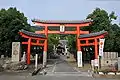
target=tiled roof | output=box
[32,19,92,24]
[19,29,46,38]
[31,26,44,30]
[79,30,107,38]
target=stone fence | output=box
[100,52,119,71]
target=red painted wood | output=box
[19,32,46,64]
[79,35,105,40]
[80,43,95,46]
[27,38,31,64]
[95,39,98,59]
[78,33,107,59]
[44,26,48,51]
[35,30,89,34]
[80,30,89,34]
[19,32,46,40]
[77,26,81,51]
[34,22,91,27]
[22,42,28,44]
[22,42,44,46]
[20,20,108,64]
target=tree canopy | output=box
[82,8,120,52]
[0,7,30,56]
[0,7,120,57]
[48,34,60,53]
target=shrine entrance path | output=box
[43,55,91,77]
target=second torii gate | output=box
[19,29,46,65]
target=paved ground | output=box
[43,56,92,77]
[0,55,119,80]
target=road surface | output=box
[0,55,118,80]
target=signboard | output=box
[60,25,65,32]
[77,51,82,67]
[99,39,105,57]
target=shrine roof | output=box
[79,30,107,38]
[19,29,46,38]
[32,19,92,24]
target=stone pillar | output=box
[12,42,21,62]
[1,55,4,59]
[64,45,67,55]
[53,45,56,54]
[118,57,120,71]
[35,54,38,70]
[21,52,26,62]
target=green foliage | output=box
[48,34,60,53]
[0,7,30,56]
[82,8,120,52]
[66,35,76,53]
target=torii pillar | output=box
[77,26,82,67]
[43,26,48,67]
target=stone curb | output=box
[98,72,120,75]
[93,74,120,79]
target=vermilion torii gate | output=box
[78,31,108,59]
[32,19,108,67]
[19,29,47,65]
[19,19,107,67]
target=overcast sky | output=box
[0,0,120,25]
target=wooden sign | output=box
[60,25,65,32]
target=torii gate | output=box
[19,19,107,67]
[19,29,46,65]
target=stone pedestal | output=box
[43,51,47,67]
[12,42,21,62]
[77,51,82,67]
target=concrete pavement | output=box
[43,56,92,77]
[0,55,119,80]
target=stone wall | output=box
[100,52,118,70]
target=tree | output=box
[66,35,76,52]
[0,7,30,56]
[82,8,120,52]
[48,34,60,53]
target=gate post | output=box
[95,38,98,59]
[77,26,82,67]
[43,26,48,67]
[27,38,31,64]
